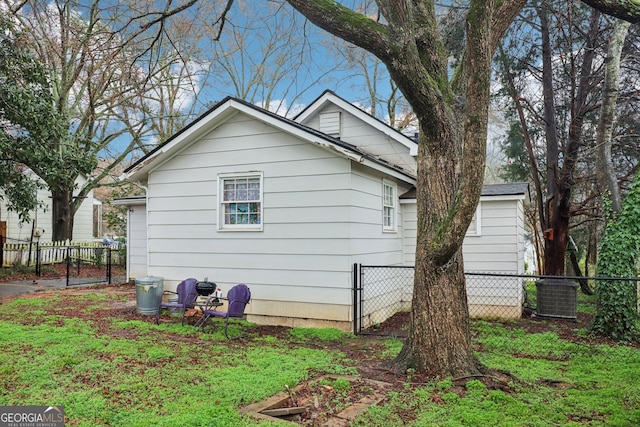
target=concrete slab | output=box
[0,277,126,304]
[0,281,50,304]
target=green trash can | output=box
[135,276,164,315]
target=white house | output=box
[120,91,529,330]
[0,172,99,244]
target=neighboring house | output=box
[0,172,99,243]
[119,90,529,330]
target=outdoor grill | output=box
[195,281,216,296]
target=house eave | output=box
[111,195,147,206]
[121,96,415,185]
[399,182,529,202]
[122,101,242,182]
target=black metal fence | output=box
[352,264,413,335]
[36,245,120,287]
[2,239,126,287]
[353,263,640,336]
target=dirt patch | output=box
[0,263,126,283]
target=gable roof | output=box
[122,96,416,184]
[295,90,418,156]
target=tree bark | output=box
[538,4,564,275]
[394,248,487,376]
[540,7,601,275]
[51,189,74,241]
[595,19,629,213]
[285,0,524,376]
[579,0,640,23]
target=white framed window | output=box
[382,179,397,232]
[466,203,482,236]
[218,172,263,231]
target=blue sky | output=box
[172,1,399,120]
[11,1,501,163]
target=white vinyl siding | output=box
[93,200,102,238]
[347,164,407,266]
[145,112,355,310]
[401,195,526,318]
[462,199,522,272]
[127,203,148,280]
[72,187,95,240]
[400,200,417,266]
[401,197,525,273]
[465,204,482,236]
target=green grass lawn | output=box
[0,288,639,426]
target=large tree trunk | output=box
[395,248,484,376]
[592,19,631,339]
[284,0,524,376]
[595,19,629,213]
[391,109,485,374]
[539,8,600,276]
[51,189,74,241]
[538,4,566,276]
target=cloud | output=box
[257,99,306,118]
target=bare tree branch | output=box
[138,0,200,31]
[580,0,640,23]
[212,0,235,41]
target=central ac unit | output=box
[535,279,578,321]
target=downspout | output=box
[136,182,150,279]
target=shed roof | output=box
[400,182,529,199]
[110,195,146,206]
[480,182,529,196]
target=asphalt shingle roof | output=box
[399,182,529,199]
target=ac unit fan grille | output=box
[535,279,578,321]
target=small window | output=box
[92,201,102,238]
[466,203,482,236]
[219,173,263,230]
[383,180,396,232]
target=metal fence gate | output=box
[2,240,126,287]
[37,245,117,287]
[353,264,414,336]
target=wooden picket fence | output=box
[1,240,124,268]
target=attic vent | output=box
[535,279,577,321]
[319,111,341,137]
